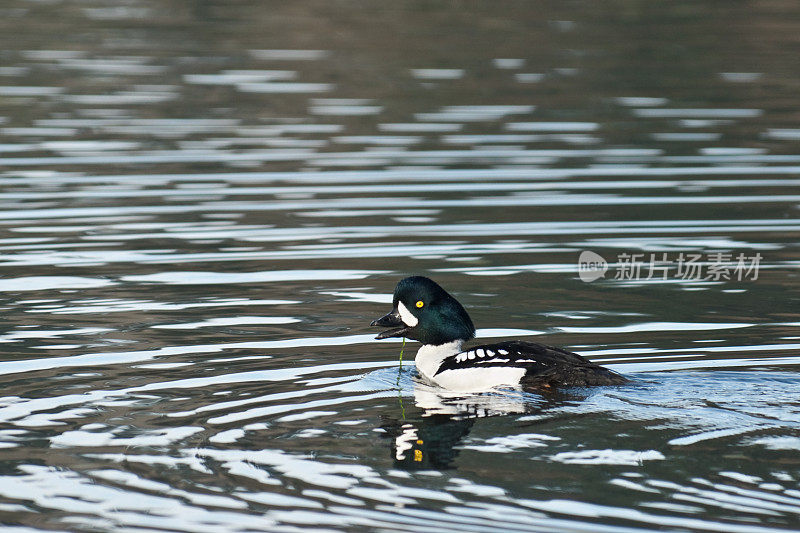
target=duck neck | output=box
[414,339,464,379]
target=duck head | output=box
[371,276,476,346]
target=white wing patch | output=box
[441,346,546,378]
[397,301,418,327]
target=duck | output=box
[371,276,627,392]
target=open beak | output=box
[370,309,412,339]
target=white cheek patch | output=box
[397,301,419,327]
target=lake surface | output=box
[1,1,800,531]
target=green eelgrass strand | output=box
[396,338,406,418]
[396,337,405,387]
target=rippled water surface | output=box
[1,1,800,531]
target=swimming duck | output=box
[371,276,627,391]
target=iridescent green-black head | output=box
[371,276,476,345]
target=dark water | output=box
[1,1,800,531]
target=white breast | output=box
[414,341,463,380]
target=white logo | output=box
[577,250,608,282]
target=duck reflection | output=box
[383,416,474,469]
[381,380,570,469]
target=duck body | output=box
[371,276,627,392]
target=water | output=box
[1,1,799,531]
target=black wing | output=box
[434,340,627,387]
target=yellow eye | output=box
[415,300,424,308]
